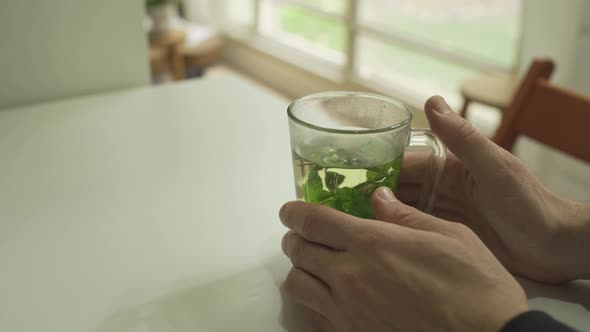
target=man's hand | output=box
[279,191,528,332]
[398,96,590,283]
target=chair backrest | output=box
[0,1,149,110]
[493,59,590,163]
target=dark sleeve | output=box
[500,311,579,332]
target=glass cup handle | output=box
[407,129,447,213]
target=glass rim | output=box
[287,91,413,134]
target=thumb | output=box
[371,187,439,231]
[424,96,505,176]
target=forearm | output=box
[501,311,578,332]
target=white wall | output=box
[0,0,150,109]
[569,1,590,95]
[518,0,584,84]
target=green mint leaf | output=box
[325,171,345,192]
[381,168,400,191]
[305,166,323,189]
[303,166,333,203]
[366,168,387,182]
[366,157,403,183]
[332,187,375,219]
[331,187,354,213]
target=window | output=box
[356,33,479,102]
[358,0,521,70]
[259,0,349,64]
[220,0,522,103]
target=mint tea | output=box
[292,148,403,219]
[288,92,445,215]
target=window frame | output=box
[222,0,521,87]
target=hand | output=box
[398,96,590,283]
[279,191,528,332]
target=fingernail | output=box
[429,96,452,114]
[377,187,396,202]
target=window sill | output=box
[352,74,428,110]
[221,27,457,112]
[224,28,345,84]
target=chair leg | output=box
[459,98,470,118]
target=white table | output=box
[1,75,589,332]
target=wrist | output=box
[481,287,529,332]
[558,200,590,279]
[490,302,529,332]
[500,311,578,332]
[572,202,590,278]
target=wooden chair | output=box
[492,59,590,163]
[149,47,168,74]
[459,71,519,118]
[149,30,187,80]
[180,21,224,78]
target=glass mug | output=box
[287,92,446,218]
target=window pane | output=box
[260,1,347,62]
[296,0,348,16]
[225,0,254,26]
[356,34,478,104]
[358,0,522,69]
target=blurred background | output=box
[0,0,589,198]
[142,0,589,135]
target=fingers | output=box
[279,201,361,250]
[394,184,421,203]
[371,187,444,232]
[282,231,340,283]
[303,308,335,332]
[399,151,430,185]
[372,187,419,225]
[400,149,461,187]
[283,267,333,318]
[431,207,468,225]
[396,184,467,213]
[424,96,505,177]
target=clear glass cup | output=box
[287,92,446,218]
